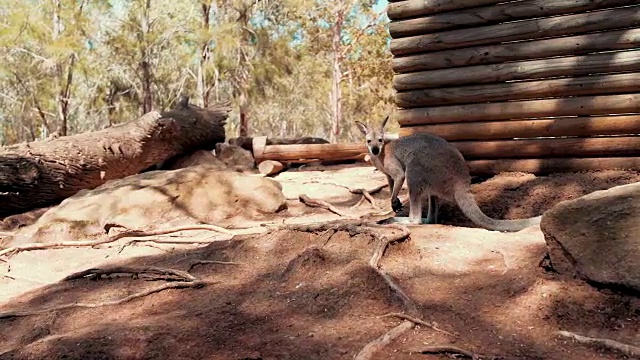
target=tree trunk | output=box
[0,101,230,217]
[52,0,69,136]
[140,0,153,114]
[57,54,76,136]
[239,94,249,137]
[236,1,253,137]
[329,8,344,144]
[198,1,212,108]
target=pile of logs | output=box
[388,0,640,175]
[245,134,400,175]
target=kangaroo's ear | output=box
[354,121,369,135]
[380,116,389,131]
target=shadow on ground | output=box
[1,222,638,360]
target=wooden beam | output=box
[392,28,640,73]
[389,0,638,38]
[396,94,640,126]
[453,136,640,160]
[393,49,640,91]
[253,142,369,162]
[390,6,640,56]
[467,157,640,176]
[399,115,640,141]
[387,0,504,20]
[395,73,640,108]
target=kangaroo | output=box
[355,117,542,232]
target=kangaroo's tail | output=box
[453,186,541,232]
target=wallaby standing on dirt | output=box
[355,117,542,232]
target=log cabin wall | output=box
[387,0,640,175]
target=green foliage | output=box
[0,0,393,145]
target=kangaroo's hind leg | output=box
[426,195,439,224]
[407,183,424,224]
[432,196,440,224]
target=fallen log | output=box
[399,115,640,141]
[390,6,640,55]
[392,28,640,73]
[389,0,637,38]
[467,157,640,176]
[0,98,230,217]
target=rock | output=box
[540,182,640,293]
[163,150,228,170]
[215,143,255,170]
[5,165,286,246]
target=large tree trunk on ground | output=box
[0,100,230,217]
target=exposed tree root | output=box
[350,196,367,209]
[117,236,236,253]
[0,224,262,258]
[366,223,417,312]
[381,313,457,337]
[348,184,387,209]
[406,345,479,359]
[298,194,351,217]
[377,267,418,314]
[303,181,387,209]
[0,279,207,319]
[368,223,411,268]
[188,260,243,272]
[354,320,415,360]
[360,190,379,209]
[351,221,462,359]
[62,265,197,282]
[558,330,640,357]
[284,219,370,234]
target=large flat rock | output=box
[541,182,640,293]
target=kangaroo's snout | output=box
[370,145,380,156]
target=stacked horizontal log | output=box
[389,0,640,175]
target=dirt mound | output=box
[4,165,286,247]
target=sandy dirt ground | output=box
[1,164,639,360]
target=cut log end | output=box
[258,160,285,176]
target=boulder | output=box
[215,143,255,170]
[4,165,286,246]
[540,182,640,293]
[163,150,228,170]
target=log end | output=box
[258,160,285,176]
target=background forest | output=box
[0,0,394,146]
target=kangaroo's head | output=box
[355,116,389,157]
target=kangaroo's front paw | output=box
[391,198,403,212]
